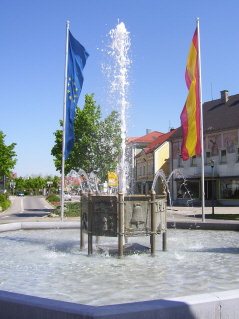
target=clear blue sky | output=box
[1,0,239,178]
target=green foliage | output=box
[0,131,17,177]
[13,175,60,195]
[46,193,60,202]
[54,202,81,217]
[205,214,239,220]
[51,93,122,181]
[15,177,25,191]
[0,199,11,211]
[0,193,11,211]
[0,193,8,202]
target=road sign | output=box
[108,172,118,187]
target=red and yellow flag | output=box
[180,27,201,161]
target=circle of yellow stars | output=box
[67,77,79,103]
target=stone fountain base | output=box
[1,288,239,318]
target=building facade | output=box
[169,90,239,206]
[125,130,164,193]
[135,129,176,195]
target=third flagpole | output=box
[196,18,205,222]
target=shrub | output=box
[0,199,11,211]
[46,194,60,203]
[53,202,81,217]
[0,194,11,211]
[0,193,8,202]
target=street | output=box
[1,194,239,225]
[0,195,55,223]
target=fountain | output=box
[106,21,131,194]
[80,190,167,256]
[68,169,100,193]
[152,168,195,207]
[77,22,167,257]
[0,22,239,318]
[1,227,239,317]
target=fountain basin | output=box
[1,288,239,319]
[0,223,239,318]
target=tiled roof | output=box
[136,129,176,157]
[127,131,164,144]
[65,176,83,185]
[170,93,239,140]
[126,137,138,143]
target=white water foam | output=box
[105,22,131,193]
[1,229,239,306]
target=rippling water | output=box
[0,229,239,306]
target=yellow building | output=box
[125,130,164,193]
[135,129,176,195]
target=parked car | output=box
[17,191,24,197]
[64,193,72,201]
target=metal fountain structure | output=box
[77,169,167,258]
[69,165,195,258]
[76,166,195,258]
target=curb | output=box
[167,221,239,231]
[0,221,80,232]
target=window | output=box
[220,149,227,163]
[176,180,200,199]
[148,163,151,174]
[139,167,142,176]
[143,165,146,176]
[191,155,197,166]
[220,180,239,199]
[137,184,142,194]
[178,154,183,167]
[237,148,239,162]
[205,151,211,164]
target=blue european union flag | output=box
[65,31,89,160]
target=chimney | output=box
[146,129,152,134]
[220,90,229,103]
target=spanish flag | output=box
[180,27,201,161]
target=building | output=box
[125,129,164,193]
[10,173,17,179]
[135,129,176,195]
[169,90,239,206]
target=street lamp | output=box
[46,181,53,195]
[210,159,215,215]
[10,181,16,195]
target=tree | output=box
[14,175,59,195]
[93,110,122,181]
[51,94,122,181]
[52,175,60,189]
[0,131,17,177]
[15,177,25,191]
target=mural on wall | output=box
[223,132,238,153]
[207,134,221,156]
[172,142,179,159]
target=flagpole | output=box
[60,20,70,221]
[196,18,205,222]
